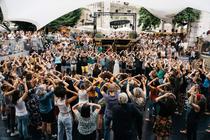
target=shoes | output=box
[1,115,7,121]
[6,129,11,134]
[204,112,210,115]
[145,118,150,121]
[51,134,57,138]
[206,129,210,133]
[174,111,182,115]
[10,130,19,137]
[180,129,187,134]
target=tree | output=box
[138,7,161,31]
[47,8,82,30]
[172,7,200,34]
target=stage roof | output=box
[1,0,210,30]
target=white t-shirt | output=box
[78,90,89,103]
[15,98,28,117]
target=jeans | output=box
[58,113,73,140]
[17,114,29,139]
[7,106,16,133]
[135,112,143,140]
[104,116,112,140]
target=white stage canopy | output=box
[1,0,210,30]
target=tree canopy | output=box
[47,8,82,29]
[138,7,161,31]
[172,7,200,27]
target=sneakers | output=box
[51,134,57,138]
[174,111,182,115]
[180,129,187,134]
[206,129,210,133]
[6,129,11,134]
[204,112,210,115]
[10,130,19,137]
[1,115,7,121]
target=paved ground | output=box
[1,111,210,140]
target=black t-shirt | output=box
[122,61,126,69]
[81,56,88,66]
[112,103,142,134]
[93,68,101,78]
[61,59,66,66]
[158,98,177,117]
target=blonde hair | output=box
[133,87,142,97]
[118,92,128,104]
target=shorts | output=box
[61,66,66,72]
[0,93,5,106]
[71,64,77,72]
[81,66,88,73]
[40,109,55,123]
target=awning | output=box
[1,0,210,30]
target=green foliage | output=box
[173,7,200,27]
[47,8,82,29]
[129,31,137,39]
[138,7,161,31]
[95,33,104,38]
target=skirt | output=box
[153,116,172,137]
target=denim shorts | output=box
[0,93,5,105]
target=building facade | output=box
[78,0,140,33]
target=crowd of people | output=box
[0,29,209,140]
[0,31,43,56]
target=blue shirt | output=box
[203,78,210,88]
[103,93,119,118]
[54,56,61,64]
[39,91,54,113]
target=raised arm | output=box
[66,93,78,104]
[72,103,83,114]
[148,77,158,89]
[88,102,101,113]
[73,80,80,92]
[21,78,29,101]
[156,82,170,93]
[126,82,132,98]
[155,93,175,102]
[100,83,109,95]
[141,77,147,98]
